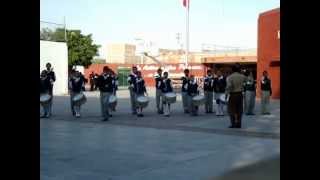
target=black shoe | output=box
[137,114,143,117]
[208,111,214,114]
[102,118,109,121]
[109,114,113,117]
[40,115,47,118]
[132,111,137,115]
[184,110,190,114]
[236,124,242,128]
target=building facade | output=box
[106,44,141,64]
[257,8,280,99]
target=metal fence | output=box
[40,20,66,42]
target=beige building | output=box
[105,43,257,65]
[106,44,141,64]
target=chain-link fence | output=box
[40,20,66,42]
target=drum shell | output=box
[163,93,177,104]
[192,95,205,106]
[136,96,149,108]
[73,93,87,106]
[108,95,117,108]
[40,94,52,105]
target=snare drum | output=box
[192,95,205,106]
[73,93,87,106]
[40,94,51,105]
[219,94,228,104]
[163,92,177,104]
[136,96,149,108]
[108,95,117,108]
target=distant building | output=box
[106,44,141,64]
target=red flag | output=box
[183,0,189,9]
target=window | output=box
[270,61,280,67]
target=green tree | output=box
[67,30,100,67]
[40,28,100,67]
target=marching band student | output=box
[110,70,118,112]
[69,71,85,118]
[260,71,272,115]
[155,68,163,114]
[133,71,148,117]
[160,72,173,117]
[181,69,190,113]
[97,66,114,121]
[45,63,56,116]
[244,70,256,115]
[69,69,76,116]
[89,71,95,91]
[187,75,199,116]
[203,69,214,113]
[128,66,138,115]
[40,70,51,118]
[213,70,227,116]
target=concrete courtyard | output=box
[40,88,280,180]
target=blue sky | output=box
[41,0,280,58]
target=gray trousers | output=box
[188,95,198,115]
[204,91,213,112]
[70,91,75,114]
[48,88,53,115]
[70,92,81,115]
[129,87,137,113]
[162,97,171,115]
[215,93,224,115]
[245,91,256,114]
[41,103,50,116]
[156,89,163,112]
[100,92,111,118]
[181,91,189,111]
[261,91,271,114]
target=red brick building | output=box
[257,8,280,99]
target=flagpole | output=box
[185,0,189,68]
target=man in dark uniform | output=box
[225,63,246,128]
[133,71,148,117]
[203,69,214,113]
[128,66,138,114]
[89,71,95,91]
[213,70,227,116]
[181,69,190,113]
[187,75,199,116]
[69,71,85,118]
[45,63,56,116]
[68,69,76,116]
[244,70,256,115]
[96,66,115,121]
[94,73,99,90]
[260,71,272,115]
[155,68,163,114]
[160,71,174,117]
[40,70,52,118]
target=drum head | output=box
[40,94,51,102]
[137,96,148,102]
[109,95,117,103]
[219,94,226,101]
[165,92,176,98]
[73,93,84,102]
[193,95,204,101]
